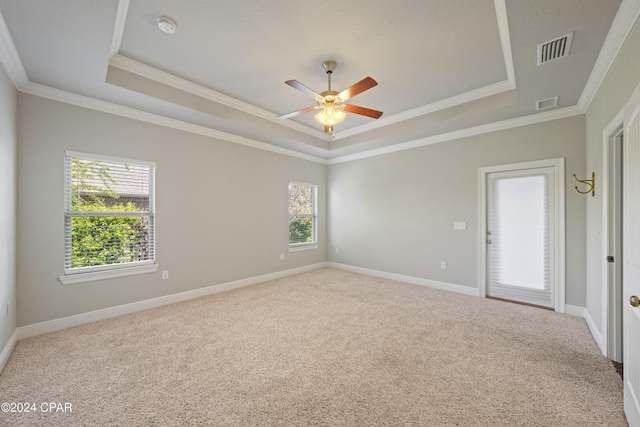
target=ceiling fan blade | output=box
[343,104,383,119]
[277,106,318,120]
[324,125,334,133]
[338,77,378,101]
[285,80,323,100]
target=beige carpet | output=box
[0,268,627,426]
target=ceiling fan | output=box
[278,61,383,133]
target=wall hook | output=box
[573,172,595,197]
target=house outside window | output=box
[288,182,317,250]
[62,151,156,281]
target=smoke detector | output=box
[157,16,177,34]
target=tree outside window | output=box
[64,152,155,273]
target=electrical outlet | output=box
[280,253,284,261]
[440,261,447,270]
[162,271,169,280]
[336,248,340,254]
[454,222,467,230]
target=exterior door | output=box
[623,80,640,426]
[486,167,556,309]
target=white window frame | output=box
[288,182,318,251]
[59,151,158,285]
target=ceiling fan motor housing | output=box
[319,90,341,105]
[322,61,337,74]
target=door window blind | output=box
[489,174,551,306]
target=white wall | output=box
[0,64,17,353]
[328,116,587,306]
[585,19,640,342]
[16,94,326,326]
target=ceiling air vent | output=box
[536,96,558,110]
[537,32,573,65]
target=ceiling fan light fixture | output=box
[315,103,346,126]
[278,60,381,133]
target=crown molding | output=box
[327,105,584,165]
[494,0,515,85]
[333,79,516,140]
[20,81,328,165]
[18,78,586,168]
[110,0,129,58]
[109,54,330,141]
[112,52,517,145]
[578,0,640,111]
[0,9,27,88]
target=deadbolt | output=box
[631,295,640,308]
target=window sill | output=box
[59,264,159,285]
[289,244,318,252]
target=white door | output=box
[486,167,556,308]
[622,80,640,426]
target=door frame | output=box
[622,78,640,426]
[478,158,566,312]
[601,114,624,362]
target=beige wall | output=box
[328,116,587,306]
[585,20,640,338]
[13,91,589,330]
[0,64,17,351]
[16,94,326,326]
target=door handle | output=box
[631,295,640,308]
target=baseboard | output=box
[0,330,18,373]
[17,262,328,340]
[327,262,480,296]
[583,308,606,355]
[564,304,585,317]
[11,262,602,361]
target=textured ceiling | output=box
[0,0,624,159]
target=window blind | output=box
[288,182,317,246]
[64,151,155,274]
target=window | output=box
[288,182,317,249]
[63,151,156,280]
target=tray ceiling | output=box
[0,0,625,160]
